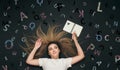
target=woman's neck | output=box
[51,56,59,59]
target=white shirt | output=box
[38,58,72,70]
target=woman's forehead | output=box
[48,43,58,48]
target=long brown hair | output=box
[22,24,77,58]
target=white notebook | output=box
[63,20,83,37]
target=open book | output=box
[63,20,83,37]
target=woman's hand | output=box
[26,38,42,66]
[72,32,77,41]
[34,38,42,49]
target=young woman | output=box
[25,25,85,70]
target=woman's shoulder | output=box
[39,58,49,60]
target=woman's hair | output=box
[22,24,77,58]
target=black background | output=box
[0,0,120,70]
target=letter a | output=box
[20,12,28,21]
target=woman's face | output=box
[48,43,60,59]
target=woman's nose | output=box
[52,49,55,51]
[52,49,56,52]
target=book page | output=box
[71,24,83,37]
[63,20,75,33]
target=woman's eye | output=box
[49,48,52,51]
[54,46,58,49]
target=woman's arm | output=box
[26,39,42,66]
[71,33,85,65]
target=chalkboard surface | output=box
[0,0,120,70]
